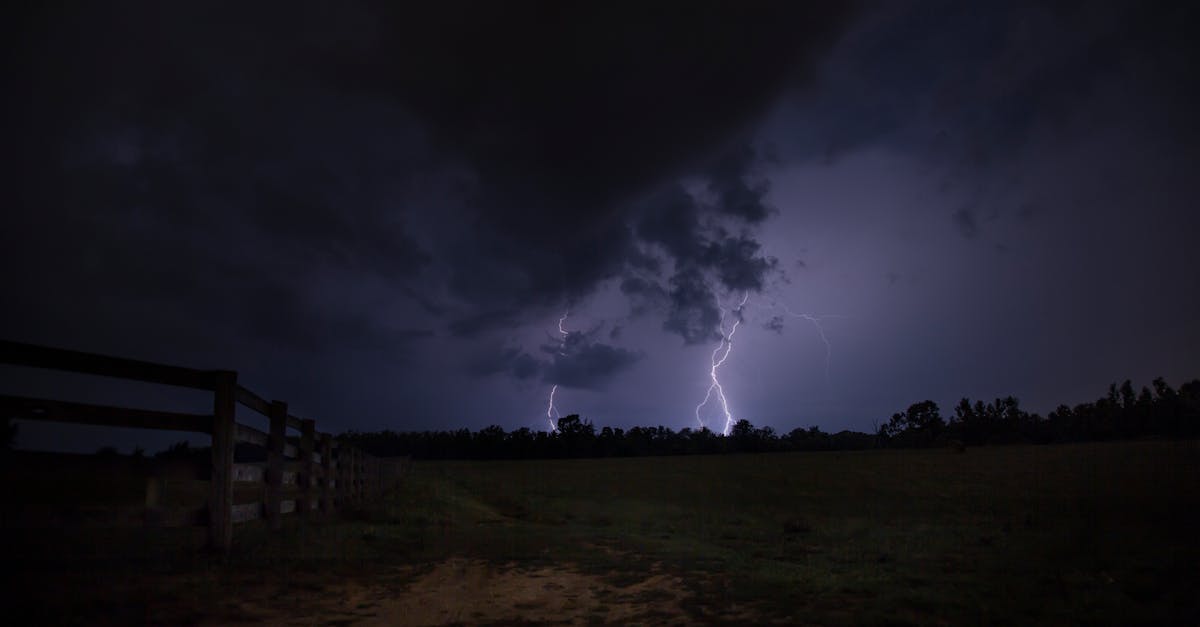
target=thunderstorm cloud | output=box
[4,0,1198,440]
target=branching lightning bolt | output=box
[545,311,570,431]
[546,385,559,431]
[695,293,749,436]
[783,306,832,383]
[778,304,846,385]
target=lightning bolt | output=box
[695,293,749,436]
[545,311,570,431]
[687,294,844,436]
[546,385,560,430]
[777,304,846,384]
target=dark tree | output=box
[729,419,756,452]
[882,400,944,447]
[336,376,1199,461]
[556,414,596,457]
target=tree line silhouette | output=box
[2,377,1195,460]
[337,377,1200,460]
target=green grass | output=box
[6,440,1200,625]
[381,441,1200,624]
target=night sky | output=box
[4,1,1199,450]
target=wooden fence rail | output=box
[0,339,408,552]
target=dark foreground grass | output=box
[384,440,1200,625]
[5,440,1199,625]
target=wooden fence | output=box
[0,339,407,552]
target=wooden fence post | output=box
[209,370,237,553]
[349,446,358,503]
[330,441,339,511]
[319,433,333,515]
[334,442,346,510]
[299,418,315,517]
[267,400,287,530]
[368,456,378,499]
[357,451,367,499]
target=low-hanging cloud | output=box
[626,147,781,344]
[541,333,643,391]
[467,326,643,391]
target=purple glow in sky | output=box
[3,1,1198,452]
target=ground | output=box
[5,440,1200,625]
[185,558,699,626]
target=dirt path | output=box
[206,558,701,626]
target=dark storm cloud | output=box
[467,327,643,391]
[319,2,859,316]
[774,1,1200,208]
[466,347,537,380]
[662,268,723,345]
[448,310,522,338]
[5,0,1198,441]
[660,234,777,344]
[1016,202,1039,221]
[6,1,859,356]
[630,166,779,343]
[619,277,668,317]
[3,0,868,435]
[705,145,776,224]
[634,184,703,263]
[702,233,777,292]
[541,331,643,391]
[4,1,448,365]
[3,126,432,360]
[511,353,541,381]
[739,0,1200,435]
[951,208,979,239]
[764,316,786,335]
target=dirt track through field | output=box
[210,558,704,626]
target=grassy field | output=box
[6,440,1200,625]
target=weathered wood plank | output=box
[0,341,403,547]
[233,463,265,483]
[319,433,333,514]
[267,400,286,530]
[299,418,315,516]
[335,446,346,506]
[235,423,268,446]
[349,447,358,502]
[0,339,219,390]
[0,394,212,433]
[209,371,237,552]
[234,385,271,416]
[231,502,262,524]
